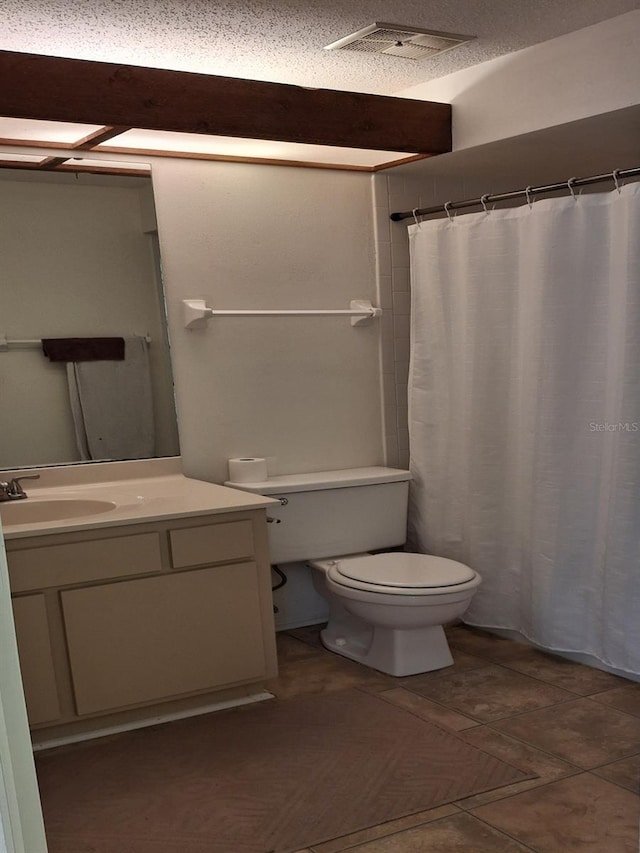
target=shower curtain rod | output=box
[389,165,640,222]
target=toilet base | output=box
[321,622,454,677]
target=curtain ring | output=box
[480,194,490,214]
[525,186,534,210]
[444,201,455,222]
[567,177,578,200]
[412,208,422,228]
[612,169,622,194]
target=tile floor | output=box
[270,623,640,853]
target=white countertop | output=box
[0,460,277,539]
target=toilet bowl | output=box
[309,552,481,676]
[223,466,481,678]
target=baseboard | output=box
[33,691,274,752]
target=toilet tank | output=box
[225,467,411,564]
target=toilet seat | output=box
[315,553,478,597]
[337,553,475,588]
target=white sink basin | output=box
[0,498,117,526]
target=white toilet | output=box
[225,467,481,677]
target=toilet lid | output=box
[335,553,475,589]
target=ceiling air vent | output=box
[324,23,474,61]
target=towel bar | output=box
[0,333,152,351]
[182,299,382,330]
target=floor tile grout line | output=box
[404,651,585,693]
[489,692,595,720]
[454,767,585,812]
[309,806,543,853]
[454,808,542,852]
[374,661,579,722]
[590,750,640,769]
[280,633,332,656]
[480,722,586,770]
[582,693,640,719]
[588,683,640,698]
[388,687,486,731]
[387,689,487,725]
[460,767,640,817]
[401,681,587,727]
[445,649,626,701]
[374,686,480,731]
[446,640,637,693]
[484,691,640,730]
[306,806,464,853]
[589,768,640,795]
[491,660,628,697]
[482,720,640,772]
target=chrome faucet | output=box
[0,475,41,502]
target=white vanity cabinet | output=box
[6,509,277,739]
[11,594,61,726]
[61,561,266,715]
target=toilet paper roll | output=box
[228,457,268,483]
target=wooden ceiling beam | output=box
[0,50,451,155]
[39,155,70,169]
[73,125,132,149]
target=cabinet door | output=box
[61,564,267,715]
[12,595,61,726]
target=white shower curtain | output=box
[408,182,640,676]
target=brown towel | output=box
[42,337,125,362]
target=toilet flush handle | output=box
[266,516,281,524]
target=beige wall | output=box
[398,11,640,151]
[0,174,179,469]
[151,158,384,484]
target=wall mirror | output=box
[0,167,180,470]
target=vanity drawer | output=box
[169,520,254,568]
[8,533,162,592]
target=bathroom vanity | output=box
[0,459,278,742]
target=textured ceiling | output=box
[2,0,639,95]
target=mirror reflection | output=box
[0,168,180,469]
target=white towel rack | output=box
[0,333,152,351]
[0,337,41,349]
[182,299,382,330]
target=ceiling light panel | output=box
[66,158,151,172]
[0,152,46,163]
[97,129,417,168]
[0,117,104,144]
